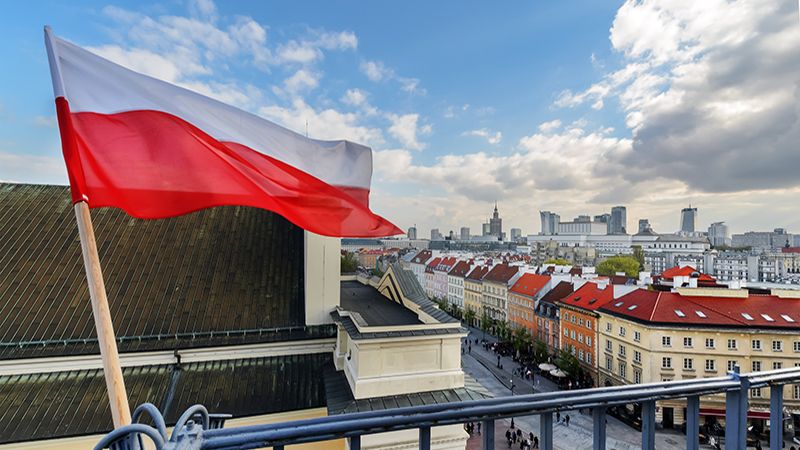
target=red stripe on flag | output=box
[55,97,401,238]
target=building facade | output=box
[534,281,573,352]
[490,204,503,238]
[481,264,521,322]
[508,273,551,334]
[598,287,800,432]
[610,206,627,234]
[465,266,490,326]
[680,206,697,233]
[540,211,560,235]
[557,282,614,381]
[447,260,472,309]
[708,221,730,247]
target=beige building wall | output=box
[482,281,508,322]
[598,313,800,426]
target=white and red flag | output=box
[44,28,401,237]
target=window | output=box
[586,336,592,347]
[794,342,800,352]
[634,350,642,363]
[662,357,672,369]
[683,337,693,347]
[606,322,612,332]
[634,331,641,342]
[619,361,626,378]
[571,316,576,323]
[619,327,626,337]
[578,334,584,344]
[752,339,762,351]
[751,388,762,398]
[794,385,800,400]
[684,358,694,370]
[586,353,592,365]
[752,361,762,372]
[564,328,568,337]
[705,359,716,372]
[579,349,584,360]
[619,345,627,357]
[728,339,737,350]
[634,369,641,384]
[662,336,672,347]
[774,362,783,370]
[705,338,715,349]
[727,360,737,372]
[579,318,584,327]
[773,340,783,352]
[571,330,576,339]
[606,356,613,370]
[586,320,593,330]
[606,340,613,352]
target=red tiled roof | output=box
[600,289,800,329]
[569,267,582,276]
[782,247,800,254]
[425,257,442,273]
[411,250,432,264]
[510,273,550,298]
[540,281,574,305]
[483,264,520,284]
[448,260,472,278]
[466,265,490,281]
[557,282,613,311]
[434,256,457,272]
[660,265,716,282]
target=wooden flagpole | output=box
[45,26,131,428]
[74,202,132,427]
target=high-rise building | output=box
[482,222,491,236]
[638,219,651,234]
[574,215,591,223]
[430,228,442,240]
[594,213,611,234]
[610,206,627,234]
[510,228,522,241]
[460,227,470,241]
[680,206,698,233]
[708,222,730,247]
[489,203,503,238]
[407,226,417,240]
[540,211,560,235]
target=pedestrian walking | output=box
[565,414,570,427]
[477,422,481,434]
[556,411,560,423]
[533,435,539,448]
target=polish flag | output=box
[44,28,401,238]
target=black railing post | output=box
[419,426,431,450]
[482,419,494,449]
[686,395,700,450]
[349,435,361,450]
[770,384,784,450]
[641,401,656,450]
[592,407,606,450]
[540,411,553,450]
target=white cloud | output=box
[386,113,430,150]
[283,69,320,94]
[34,116,57,128]
[463,128,502,145]
[360,60,392,82]
[341,88,368,107]
[0,151,67,185]
[275,30,357,65]
[537,119,562,134]
[259,98,384,145]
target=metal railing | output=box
[94,366,800,450]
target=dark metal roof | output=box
[340,281,422,326]
[0,184,312,359]
[0,353,332,444]
[390,264,459,324]
[324,367,488,415]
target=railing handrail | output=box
[199,368,800,449]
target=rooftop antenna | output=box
[305,119,309,138]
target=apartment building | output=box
[558,281,614,381]
[598,288,800,432]
[508,273,551,334]
[465,265,490,326]
[447,260,472,309]
[534,281,573,351]
[481,264,521,322]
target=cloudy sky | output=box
[1,0,799,236]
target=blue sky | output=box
[1,1,799,236]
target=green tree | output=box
[544,258,570,265]
[480,311,490,337]
[371,266,384,278]
[512,326,531,353]
[557,346,581,378]
[464,308,476,327]
[496,320,510,341]
[532,338,549,364]
[340,252,358,274]
[631,245,645,270]
[597,255,641,278]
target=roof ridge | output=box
[650,291,662,322]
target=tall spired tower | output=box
[489,202,503,238]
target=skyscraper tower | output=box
[407,225,417,240]
[680,206,698,233]
[610,206,627,234]
[489,202,503,238]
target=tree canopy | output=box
[597,255,640,278]
[340,252,358,274]
[544,258,570,265]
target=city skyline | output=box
[1,1,798,236]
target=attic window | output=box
[695,311,707,318]
[761,314,775,322]
[573,296,581,301]
[675,310,686,317]
[741,313,754,321]
[781,314,795,323]
[628,305,638,311]
[588,299,597,305]
[614,302,624,307]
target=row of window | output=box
[606,326,800,353]
[564,327,592,346]
[564,312,594,330]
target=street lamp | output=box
[510,379,515,395]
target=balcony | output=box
[95,365,800,450]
